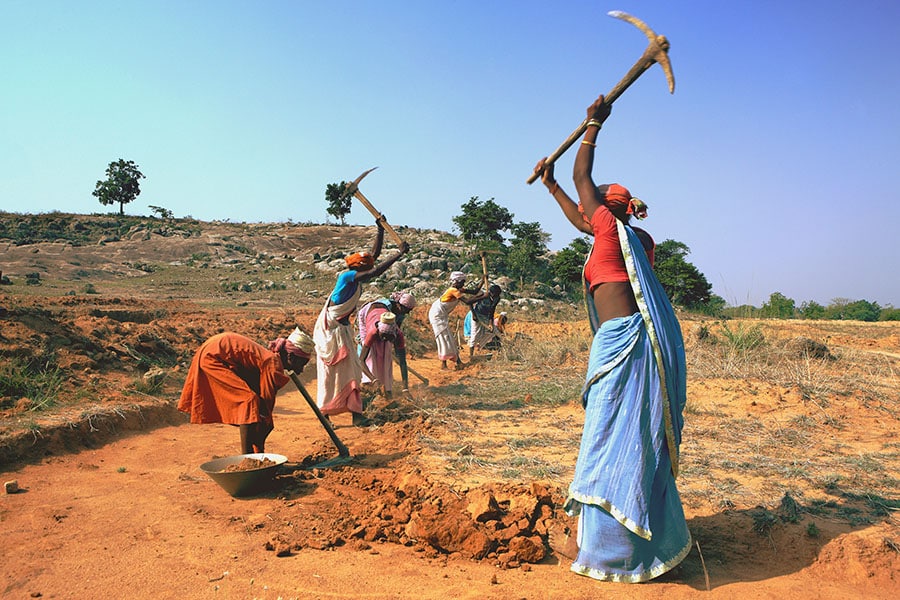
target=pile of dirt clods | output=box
[261,462,571,569]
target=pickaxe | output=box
[343,167,405,246]
[526,11,674,184]
[289,372,350,458]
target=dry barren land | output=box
[1,214,898,599]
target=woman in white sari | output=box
[428,272,486,370]
[314,221,408,426]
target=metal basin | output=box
[199,453,287,497]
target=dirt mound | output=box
[264,454,564,567]
[0,400,183,466]
[809,524,900,585]
[222,457,279,473]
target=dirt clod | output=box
[220,457,276,473]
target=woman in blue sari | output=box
[533,95,690,582]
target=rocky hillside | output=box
[0,211,570,313]
[0,211,573,465]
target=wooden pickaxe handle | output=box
[352,188,405,247]
[527,11,673,185]
[395,356,429,385]
[289,372,351,458]
[343,167,405,247]
[480,252,489,289]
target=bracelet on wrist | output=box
[587,119,603,129]
[581,140,596,147]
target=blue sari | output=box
[566,221,691,582]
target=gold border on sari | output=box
[616,220,680,478]
[569,531,693,583]
[566,490,652,541]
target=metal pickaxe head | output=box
[526,11,674,185]
[340,167,406,246]
[606,11,674,103]
[342,166,378,199]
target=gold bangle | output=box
[587,120,603,129]
[581,140,596,147]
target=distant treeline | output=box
[718,293,898,322]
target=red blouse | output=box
[583,205,654,292]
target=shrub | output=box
[720,322,765,351]
[0,356,64,411]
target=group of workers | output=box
[178,219,506,451]
[178,93,689,585]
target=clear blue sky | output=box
[2,0,899,307]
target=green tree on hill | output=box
[825,298,881,321]
[552,236,591,294]
[653,239,713,309]
[93,159,145,215]
[325,181,352,225]
[879,305,900,321]
[452,197,513,245]
[799,300,826,319]
[507,221,550,283]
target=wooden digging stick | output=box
[395,356,429,386]
[476,249,500,289]
[289,372,350,458]
[344,167,405,246]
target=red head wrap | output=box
[599,183,648,220]
[345,252,374,269]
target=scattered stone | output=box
[405,504,493,559]
[509,535,546,563]
[350,524,367,538]
[4,480,19,494]
[497,551,519,569]
[265,538,294,556]
[466,489,502,523]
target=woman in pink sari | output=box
[358,292,416,398]
[313,220,408,426]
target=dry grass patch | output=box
[409,328,591,488]
[679,317,900,526]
